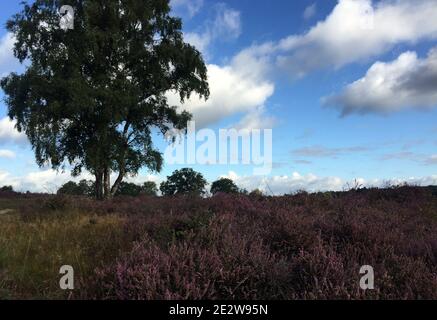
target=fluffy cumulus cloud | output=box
[0,170,67,192]
[323,47,437,115]
[167,49,274,128]
[242,0,437,78]
[0,117,28,146]
[184,3,241,55]
[181,5,248,125]
[223,171,345,194]
[221,171,437,195]
[0,33,21,77]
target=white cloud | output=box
[246,0,437,78]
[212,3,241,40]
[323,47,437,115]
[0,33,14,61]
[221,171,437,195]
[0,149,16,159]
[20,170,82,193]
[124,173,162,186]
[234,105,276,131]
[184,3,241,56]
[167,50,274,127]
[0,33,20,77]
[303,3,317,20]
[183,32,211,54]
[222,171,345,194]
[0,117,28,146]
[171,0,204,18]
[0,170,57,192]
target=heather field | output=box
[0,186,437,300]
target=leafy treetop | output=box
[1,0,209,199]
[160,168,207,196]
[210,178,239,195]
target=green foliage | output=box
[210,178,239,195]
[160,168,207,196]
[1,0,209,199]
[114,182,142,197]
[0,210,127,299]
[57,180,94,196]
[0,186,14,192]
[142,181,158,196]
[58,179,157,197]
[114,181,158,196]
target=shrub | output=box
[142,181,158,196]
[160,168,207,196]
[0,185,13,192]
[211,178,239,195]
[57,180,94,196]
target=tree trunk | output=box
[110,169,125,198]
[95,171,104,200]
[103,167,111,199]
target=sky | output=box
[0,0,437,194]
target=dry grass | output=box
[0,209,127,299]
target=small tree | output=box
[115,182,143,197]
[142,181,158,196]
[77,179,95,196]
[211,178,239,195]
[160,168,206,196]
[0,185,14,192]
[115,181,158,196]
[57,179,93,196]
[58,181,80,195]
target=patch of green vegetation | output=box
[0,210,127,299]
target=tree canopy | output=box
[160,168,207,196]
[0,186,14,192]
[1,0,209,199]
[57,179,94,196]
[210,178,239,195]
[141,181,158,196]
[115,181,158,196]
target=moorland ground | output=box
[0,186,436,299]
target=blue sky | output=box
[0,0,436,193]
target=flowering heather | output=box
[82,186,437,300]
[1,186,436,299]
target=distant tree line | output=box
[58,180,158,197]
[56,168,261,197]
